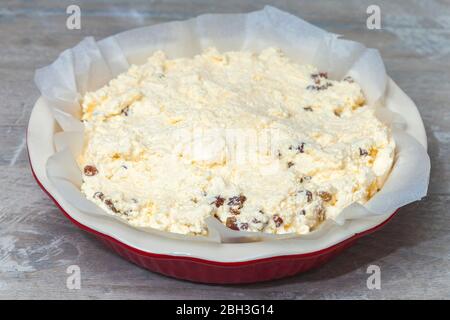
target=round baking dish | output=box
[28,78,427,284]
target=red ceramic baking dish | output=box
[28,76,427,284]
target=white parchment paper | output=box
[35,6,430,243]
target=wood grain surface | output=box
[0,0,448,299]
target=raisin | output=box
[84,165,98,176]
[273,214,283,227]
[298,143,305,153]
[290,143,305,154]
[229,208,240,215]
[239,223,249,231]
[104,199,119,213]
[121,106,130,116]
[300,209,306,215]
[318,191,332,202]
[306,83,333,91]
[228,195,247,215]
[211,196,225,208]
[287,161,294,168]
[311,72,328,80]
[93,192,104,201]
[303,106,313,112]
[227,195,247,209]
[252,217,262,224]
[299,176,311,183]
[226,216,239,231]
[359,148,369,156]
[304,190,313,202]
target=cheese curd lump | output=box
[79,47,395,235]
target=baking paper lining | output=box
[35,6,430,243]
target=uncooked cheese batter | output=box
[79,47,395,235]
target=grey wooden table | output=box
[1,0,449,299]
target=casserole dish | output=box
[30,7,429,283]
[28,77,427,283]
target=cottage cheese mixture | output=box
[79,47,395,235]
